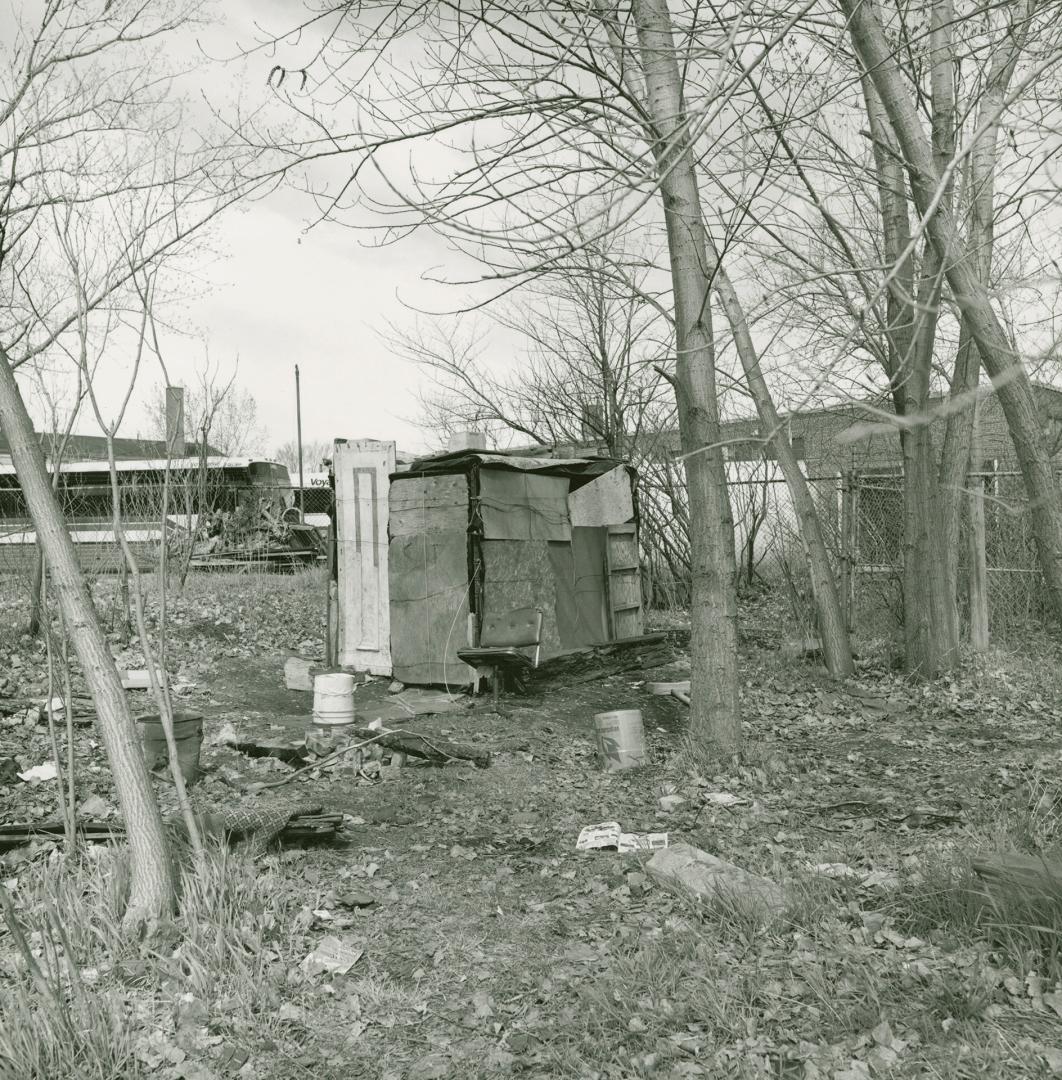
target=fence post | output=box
[840,470,855,637]
[968,405,989,650]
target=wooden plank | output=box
[605,524,643,640]
[389,528,471,686]
[335,439,395,675]
[481,539,564,657]
[389,474,468,536]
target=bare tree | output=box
[716,0,1062,672]
[0,0,272,924]
[842,0,1062,667]
[274,438,332,473]
[393,222,700,614]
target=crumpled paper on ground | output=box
[575,821,669,853]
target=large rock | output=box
[647,843,786,915]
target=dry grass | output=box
[0,843,307,1080]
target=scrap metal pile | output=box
[190,501,325,572]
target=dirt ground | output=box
[3,575,1062,1079]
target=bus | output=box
[291,470,334,532]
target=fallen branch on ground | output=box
[351,726,491,769]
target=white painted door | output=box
[334,439,396,674]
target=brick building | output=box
[717,383,1062,478]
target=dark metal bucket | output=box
[136,710,204,785]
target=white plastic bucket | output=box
[312,672,356,726]
[593,709,648,771]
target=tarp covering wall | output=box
[479,470,571,541]
[389,473,471,685]
[548,528,609,646]
[479,532,609,658]
[399,450,623,482]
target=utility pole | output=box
[295,364,305,522]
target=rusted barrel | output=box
[137,710,203,785]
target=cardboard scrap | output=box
[647,842,787,914]
[284,657,317,692]
[17,761,57,784]
[300,935,364,977]
[575,821,669,853]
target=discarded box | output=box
[300,935,363,976]
[575,821,668,853]
[119,668,164,691]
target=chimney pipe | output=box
[165,385,186,458]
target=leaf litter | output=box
[4,580,1062,1077]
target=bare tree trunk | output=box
[968,405,990,650]
[0,349,173,927]
[178,423,209,594]
[939,317,977,598]
[938,3,1025,622]
[900,243,959,675]
[713,269,854,678]
[842,0,1062,627]
[633,0,740,758]
[864,84,948,675]
[26,551,45,637]
[856,0,959,677]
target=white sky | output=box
[153,183,455,457]
[146,1,458,457]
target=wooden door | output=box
[334,439,395,674]
[605,523,643,640]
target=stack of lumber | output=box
[534,633,674,685]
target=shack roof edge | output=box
[393,448,629,482]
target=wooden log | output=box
[353,726,491,768]
[0,812,343,853]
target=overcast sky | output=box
[152,1,458,458]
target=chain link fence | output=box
[3,455,1049,644]
[848,470,1050,642]
[725,468,1052,644]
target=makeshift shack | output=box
[332,440,643,685]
